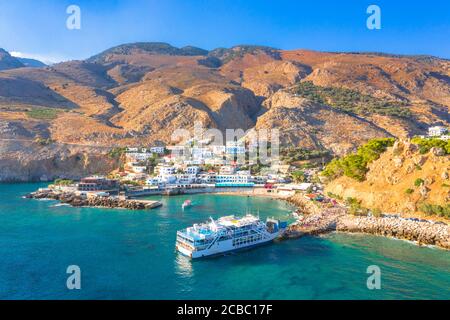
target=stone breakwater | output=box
[337,215,450,249]
[282,207,347,239]
[284,194,449,250]
[26,190,162,210]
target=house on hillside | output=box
[428,126,448,137]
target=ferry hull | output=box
[177,232,281,259]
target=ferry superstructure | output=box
[176,214,287,258]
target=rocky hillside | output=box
[325,140,450,218]
[0,43,449,180]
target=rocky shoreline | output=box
[337,215,449,249]
[26,189,162,210]
[284,194,450,250]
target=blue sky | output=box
[0,0,449,63]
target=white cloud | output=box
[10,51,71,65]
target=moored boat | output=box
[176,214,287,259]
[182,200,192,210]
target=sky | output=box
[0,0,449,63]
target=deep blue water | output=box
[0,183,449,300]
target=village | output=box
[36,125,449,207]
[38,133,330,205]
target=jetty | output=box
[282,207,346,239]
[26,189,162,210]
[282,194,450,250]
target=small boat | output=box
[182,200,192,210]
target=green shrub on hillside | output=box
[345,197,369,216]
[417,203,450,218]
[108,147,126,159]
[411,137,450,155]
[27,108,60,120]
[372,208,382,217]
[291,170,306,183]
[292,81,411,118]
[34,137,54,146]
[327,192,343,200]
[322,138,395,181]
[54,179,74,186]
[281,147,330,163]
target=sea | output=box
[0,183,449,300]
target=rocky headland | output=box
[337,215,449,249]
[284,193,450,250]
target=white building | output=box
[157,175,177,184]
[126,148,152,162]
[267,174,288,184]
[130,165,147,174]
[198,173,217,184]
[212,145,226,155]
[150,146,165,154]
[174,174,197,184]
[167,145,186,157]
[185,166,200,175]
[156,165,176,175]
[216,174,252,184]
[225,141,246,155]
[219,166,237,175]
[192,147,213,159]
[428,126,448,137]
[146,177,160,186]
[252,175,268,184]
[184,159,204,166]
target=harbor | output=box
[25,178,450,249]
[3,183,450,299]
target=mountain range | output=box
[0,42,449,181]
[0,49,46,70]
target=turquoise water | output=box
[0,183,449,300]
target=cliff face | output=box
[325,140,450,216]
[252,91,390,155]
[0,140,118,182]
[0,44,449,180]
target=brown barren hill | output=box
[0,43,449,180]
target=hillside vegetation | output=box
[411,137,450,154]
[322,138,395,181]
[325,139,450,218]
[292,81,411,118]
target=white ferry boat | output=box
[176,214,287,259]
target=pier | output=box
[282,207,346,239]
[26,190,162,210]
[281,194,449,249]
